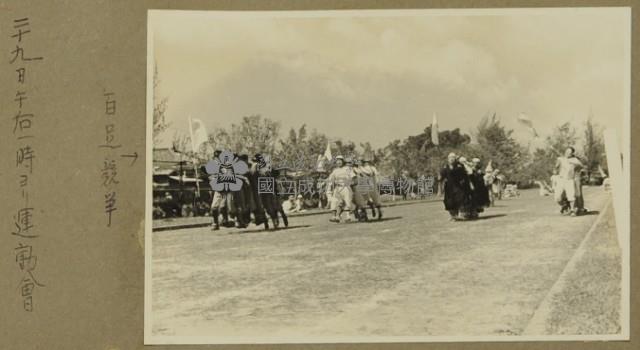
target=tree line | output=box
[153,68,606,186]
[157,113,605,187]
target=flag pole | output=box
[188,116,201,200]
[431,112,443,197]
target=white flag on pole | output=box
[323,140,332,160]
[517,112,539,137]
[187,116,208,198]
[316,154,326,172]
[189,116,209,153]
[431,113,439,146]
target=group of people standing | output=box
[206,146,589,230]
[327,152,506,223]
[440,153,493,221]
[326,155,384,223]
[209,151,288,231]
[440,146,589,221]
[208,150,387,229]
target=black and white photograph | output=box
[145,8,630,344]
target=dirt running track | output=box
[151,187,616,339]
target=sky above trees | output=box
[150,8,629,150]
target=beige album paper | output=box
[0,1,637,350]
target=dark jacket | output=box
[440,163,471,211]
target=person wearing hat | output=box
[468,158,490,219]
[282,195,297,213]
[252,153,288,229]
[209,150,231,230]
[240,154,256,222]
[326,155,356,223]
[440,152,471,221]
[253,153,266,169]
[245,154,269,229]
[356,156,383,220]
[484,167,503,207]
[398,170,411,201]
[456,155,475,218]
[458,156,474,175]
[295,194,307,213]
[349,158,370,221]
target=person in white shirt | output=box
[294,194,306,213]
[326,155,356,223]
[282,195,297,214]
[554,146,583,216]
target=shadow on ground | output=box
[473,214,508,221]
[230,224,313,235]
[343,216,404,224]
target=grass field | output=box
[544,201,621,335]
[150,187,620,340]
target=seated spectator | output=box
[295,194,307,213]
[282,195,297,214]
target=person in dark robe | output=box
[253,153,288,229]
[468,158,491,219]
[440,153,471,221]
[236,154,255,227]
[457,156,475,218]
[247,155,269,229]
[226,153,248,229]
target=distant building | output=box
[152,148,210,218]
